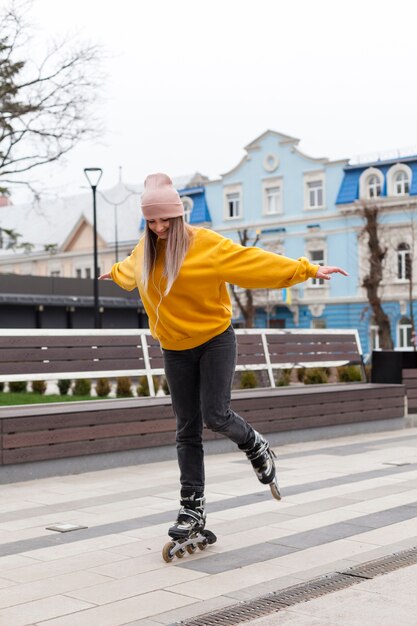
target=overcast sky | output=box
[12,0,417,202]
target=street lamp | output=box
[84,167,103,329]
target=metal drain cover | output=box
[177,545,417,626]
[46,522,88,533]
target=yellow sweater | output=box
[111,227,319,350]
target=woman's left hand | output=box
[315,266,349,281]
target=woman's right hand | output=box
[98,272,112,280]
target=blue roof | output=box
[336,170,361,204]
[410,163,417,195]
[178,186,211,224]
[336,159,417,204]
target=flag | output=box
[282,288,292,305]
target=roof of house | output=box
[336,158,417,205]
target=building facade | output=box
[336,155,417,354]
[204,131,356,331]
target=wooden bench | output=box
[0,329,405,465]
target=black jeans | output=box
[163,326,254,498]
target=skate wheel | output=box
[186,543,197,554]
[175,547,186,558]
[270,480,281,501]
[203,530,217,545]
[197,540,208,551]
[162,541,176,563]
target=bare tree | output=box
[392,208,417,351]
[359,202,394,349]
[0,1,103,195]
[229,229,260,328]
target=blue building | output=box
[201,130,417,356]
[203,131,351,327]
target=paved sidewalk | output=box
[244,563,417,626]
[0,426,417,625]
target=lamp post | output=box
[84,167,103,329]
[114,203,119,264]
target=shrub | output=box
[240,370,257,389]
[116,376,133,397]
[96,378,111,397]
[57,379,72,395]
[296,367,305,383]
[137,375,150,397]
[276,369,291,387]
[337,365,363,383]
[9,380,27,392]
[161,376,170,395]
[73,378,92,396]
[0,382,4,392]
[303,367,328,385]
[31,380,47,395]
[136,375,159,397]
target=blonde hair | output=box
[141,217,192,295]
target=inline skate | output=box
[162,494,217,562]
[240,430,281,500]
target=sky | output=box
[8,0,417,202]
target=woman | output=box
[100,172,347,541]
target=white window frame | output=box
[397,242,411,281]
[397,318,413,349]
[368,175,382,198]
[262,177,283,216]
[223,184,243,220]
[370,325,380,350]
[20,263,33,276]
[303,171,326,210]
[181,196,194,223]
[359,167,384,200]
[310,248,326,287]
[49,262,62,277]
[75,265,93,279]
[387,163,412,197]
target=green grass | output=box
[0,392,109,406]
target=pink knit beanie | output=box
[141,173,184,219]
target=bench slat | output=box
[0,346,144,363]
[0,335,142,348]
[0,359,147,375]
[2,404,175,432]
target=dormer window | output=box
[181,196,194,223]
[359,167,384,200]
[368,175,382,198]
[394,171,409,195]
[387,163,412,197]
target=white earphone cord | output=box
[151,265,164,337]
